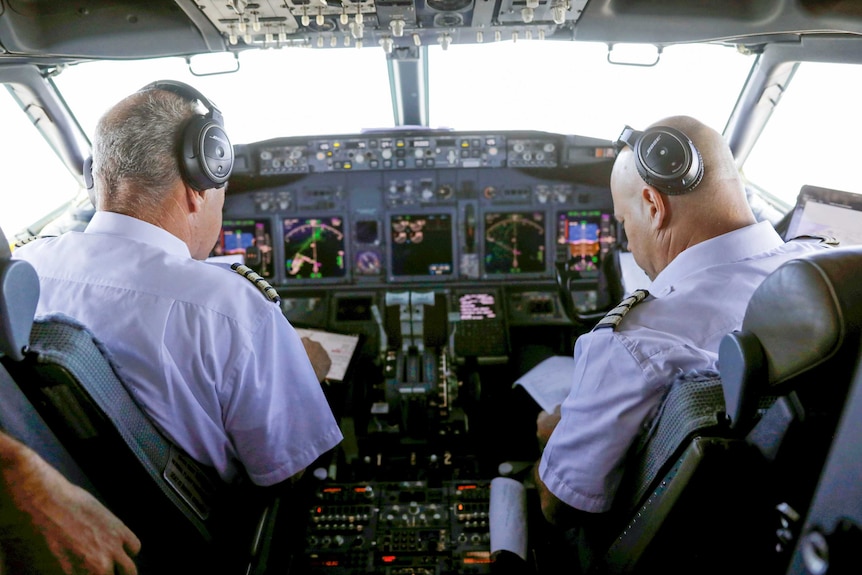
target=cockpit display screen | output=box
[784,185,862,245]
[283,216,346,280]
[556,210,615,276]
[389,213,454,278]
[215,218,274,278]
[458,292,498,321]
[483,211,546,275]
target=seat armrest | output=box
[720,331,768,431]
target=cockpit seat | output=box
[0,225,277,574]
[601,245,862,575]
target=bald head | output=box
[611,115,756,280]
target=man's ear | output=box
[184,183,205,214]
[641,186,669,230]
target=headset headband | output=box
[140,80,225,126]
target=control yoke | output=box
[555,245,625,328]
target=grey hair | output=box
[91,89,197,216]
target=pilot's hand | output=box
[0,433,141,575]
[302,337,332,383]
[536,405,562,452]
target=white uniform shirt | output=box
[15,212,343,486]
[539,221,829,513]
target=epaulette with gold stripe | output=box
[13,234,46,250]
[231,263,281,304]
[788,234,839,247]
[592,289,649,331]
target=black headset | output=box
[614,125,704,195]
[83,80,233,195]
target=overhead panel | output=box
[191,0,589,51]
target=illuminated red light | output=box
[464,551,492,564]
[381,555,397,563]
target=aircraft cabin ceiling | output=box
[0,0,861,61]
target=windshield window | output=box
[429,41,753,140]
[0,88,78,236]
[52,48,395,144]
[10,40,752,235]
[53,41,753,146]
[742,61,862,208]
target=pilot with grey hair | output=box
[15,81,342,490]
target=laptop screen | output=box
[784,185,862,246]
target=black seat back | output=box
[602,246,862,575]
[601,371,760,575]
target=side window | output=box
[0,85,79,237]
[742,62,862,207]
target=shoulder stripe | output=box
[230,263,281,304]
[592,289,649,331]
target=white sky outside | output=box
[742,61,862,205]
[3,40,855,235]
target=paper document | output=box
[294,328,360,382]
[513,355,574,413]
[489,477,528,561]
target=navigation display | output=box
[557,210,615,276]
[389,213,454,278]
[283,216,346,280]
[214,218,274,278]
[483,211,546,275]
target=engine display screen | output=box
[483,211,546,275]
[556,210,615,276]
[214,218,274,278]
[389,213,454,278]
[283,216,346,280]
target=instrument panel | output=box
[295,480,494,575]
[219,130,622,574]
[218,130,619,293]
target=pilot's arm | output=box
[532,325,684,529]
[0,431,141,575]
[533,406,584,527]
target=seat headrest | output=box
[0,226,40,361]
[742,246,862,388]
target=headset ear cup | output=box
[634,126,703,195]
[180,116,234,191]
[139,80,234,190]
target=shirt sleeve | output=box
[222,305,343,486]
[538,331,661,513]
